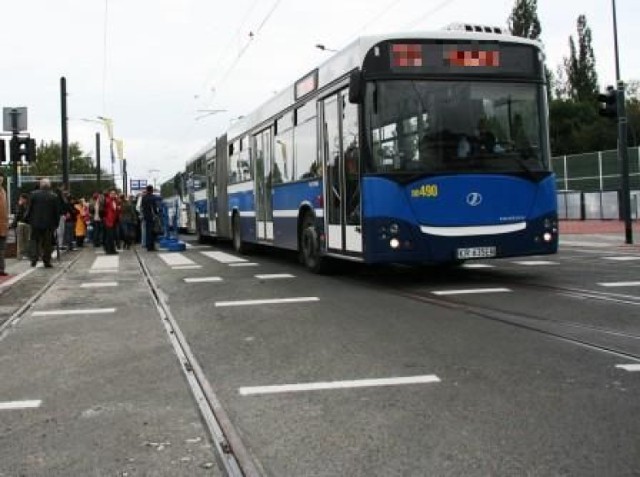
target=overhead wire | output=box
[403,0,457,30]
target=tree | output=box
[508,0,541,39]
[564,15,599,102]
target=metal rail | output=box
[134,250,264,477]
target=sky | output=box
[1,0,638,188]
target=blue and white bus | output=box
[184,24,558,271]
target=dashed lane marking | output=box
[89,269,118,274]
[201,251,247,264]
[229,263,259,267]
[80,282,118,288]
[184,277,223,283]
[604,256,640,262]
[91,255,119,270]
[598,281,640,288]
[432,288,511,296]
[255,274,295,279]
[32,308,117,316]
[616,364,640,372]
[239,375,441,396]
[215,297,319,307]
[171,265,202,270]
[461,264,495,269]
[159,253,196,267]
[0,400,42,410]
[512,261,560,266]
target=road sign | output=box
[3,107,28,132]
[130,179,148,191]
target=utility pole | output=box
[10,109,19,211]
[612,0,633,244]
[60,77,69,191]
[122,158,127,195]
[96,132,101,190]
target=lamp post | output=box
[611,0,633,244]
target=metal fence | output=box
[551,147,640,192]
[552,148,640,220]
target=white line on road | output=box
[201,251,248,263]
[604,256,640,261]
[80,282,118,288]
[512,261,559,266]
[255,274,295,279]
[0,268,36,291]
[229,263,259,267]
[461,264,495,269]
[0,400,42,410]
[91,256,119,270]
[616,364,640,372]
[89,269,119,274]
[432,288,511,296]
[598,281,640,288]
[171,265,203,270]
[159,253,196,266]
[216,297,319,307]
[32,308,117,316]
[184,277,223,283]
[239,375,441,396]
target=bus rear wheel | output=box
[232,215,245,254]
[300,214,329,273]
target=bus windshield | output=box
[365,80,547,176]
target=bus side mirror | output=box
[349,69,364,104]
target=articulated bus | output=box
[184,24,558,271]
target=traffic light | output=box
[9,136,36,163]
[0,140,6,164]
[598,85,617,118]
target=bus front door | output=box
[322,90,362,255]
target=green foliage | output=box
[508,0,541,39]
[549,100,617,155]
[564,15,599,102]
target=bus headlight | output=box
[390,238,401,249]
[543,232,553,242]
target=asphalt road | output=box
[1,237,639,476]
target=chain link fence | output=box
[552,147,640,220]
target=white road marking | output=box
[461,264,495,269]
[598,281,640,288]
[616,364,640,372]
[89,269,119,274]
[0,268,36,291]
[171,265,202,270]
[239,375,441,396]
[432,288,511,296]
[229,263,259,267]
[0,400,42,410]
[159,253,196,266]
[512,261,559,266]
[185,244,208,249]
[184,277,223,283]
[604,256,640,261]
[216,297,319,307]
[561,240,610,248]
[94,250,105,254]
[32,308,116,316]
[91,256,119,270]
[201,251,247,263]
[80,282,118,288]
[255,274,295,279]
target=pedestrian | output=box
[119,195,137,249]
[24,178,60,268]
[103,188,120,255]
[0,171,8,276]
[12,193,31,259]
[74,198,89,247]
[89,192,104,247]
[141,185,159,251]
[61,191,76,251]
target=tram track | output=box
[346,267,640,363]
[0,255,81,342]
[134,250,264,477]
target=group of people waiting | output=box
[7,180,163,268]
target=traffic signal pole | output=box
[10,109,19,211]
[617,82,633,244]
[60,77,69,191]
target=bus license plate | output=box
[456,247,497,259]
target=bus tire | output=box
[232,214,245,254]
[300,213,329,273]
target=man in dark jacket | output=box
[25,178,61,268]
[140,185,159,251]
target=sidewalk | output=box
[559,220,640,249]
